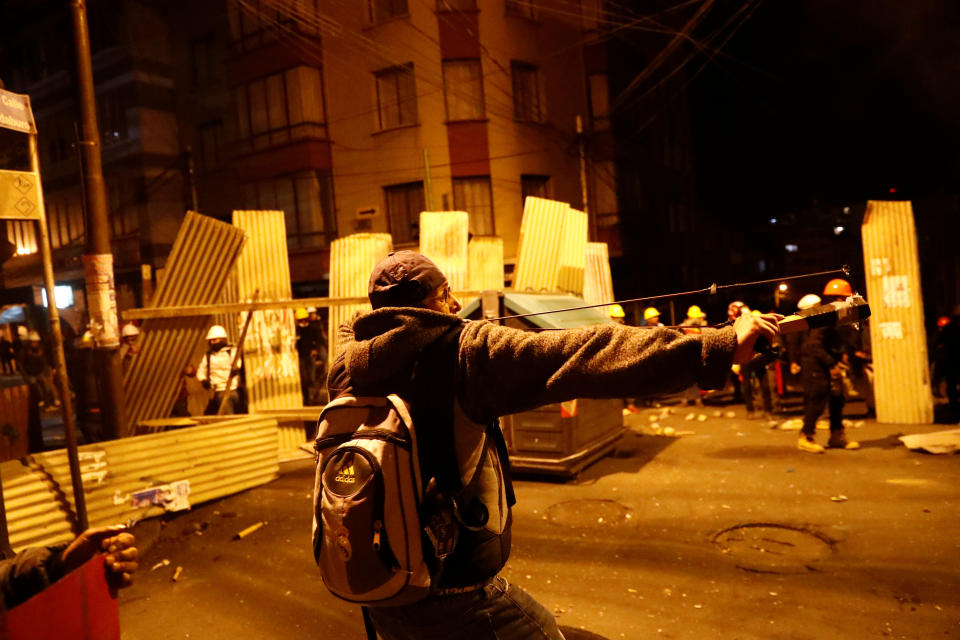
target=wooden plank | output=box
[121,291,486,320]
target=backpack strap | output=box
[361,606,377,640]
[411,323,466,496]
[486,419,516,508]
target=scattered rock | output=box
[685,413,696,421]
[663,426,676,437]
[697,414,708,422]
[830,495,848,502]
[724,411,737,419]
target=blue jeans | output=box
[368,576,566,640]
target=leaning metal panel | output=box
[123,211,248,432]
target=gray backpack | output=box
[313,393,441,606]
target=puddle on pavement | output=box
[546,499,632,528]
[712,523,833,573]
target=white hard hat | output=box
[306,307,317,314]
[797,294,821,310]
[206,324,228,340]
[121,323,140,338]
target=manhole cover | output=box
[712,523,833,573]
[546,499,631,528]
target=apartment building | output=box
[1,0,619,306]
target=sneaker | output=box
[827,432,860,450]
[797,435,825,454]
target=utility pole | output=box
[70,0,126,439]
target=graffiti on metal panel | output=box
[244,308,298,385]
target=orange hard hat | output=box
[823,278,853,297]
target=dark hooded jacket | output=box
[327,307,738,587]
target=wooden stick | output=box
[216,290,259,416]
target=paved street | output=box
[118,404,960,639]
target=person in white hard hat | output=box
[197,324,243,415]
[18,330,58,409]
[119,323,141,373]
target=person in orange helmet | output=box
[797,279,861,453]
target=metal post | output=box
[70,0,126,439]
[185,145,199,212]
[29,133,89,532]
[576,115,591,229]
[423,148,434,211]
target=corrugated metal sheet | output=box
[124,211,248,432]
[1,416,278,551]
[583,242,615,306]
[419,211,469,290]
[556,208,588,295]
[328,233,393,360]
[513,197,569,293]
[233,210,302,411]
[861,200,933,424]
[468,236,504,291]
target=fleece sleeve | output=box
[457,321,737,423]
[0,545,68,609]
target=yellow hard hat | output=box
[751,309,762,317]
[644,307,660,321]
[686,305,705,319]
[295,308,309,320]
[608,304,625,319]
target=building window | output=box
[521,174,550,205]
[368,0,409,24]
[242,171,335,249]
[228,0,321,53]
[437,0,477,10]
[47,198,84,250]
[96,91,129,146]
[375,64,418,130]
[452,176,494,236]
[190,34,219,90]
[197,120,223,171]
[384,182,424,245]
[443,59,485,122]
[511,61,541,122]
[107,179,139,238]
[588,72,610,130]
[506,0,536,19]
[234,66,327,152]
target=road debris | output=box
[830,495,848,502]
[724,411,736,418]
[151,559,170,571]
[899,429,960,454]
[172,566,183,581]
[697,414,708,422]
[234,521,267,540]
[685,413,696,421]
[662,426,676,437]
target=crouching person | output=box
[314,251,780,640]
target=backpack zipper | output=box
[316,428,411,451]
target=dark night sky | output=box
[688,0,960,218]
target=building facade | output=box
[1,0,619,311]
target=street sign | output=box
[0,89,37,134]
[0,168,42,220]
